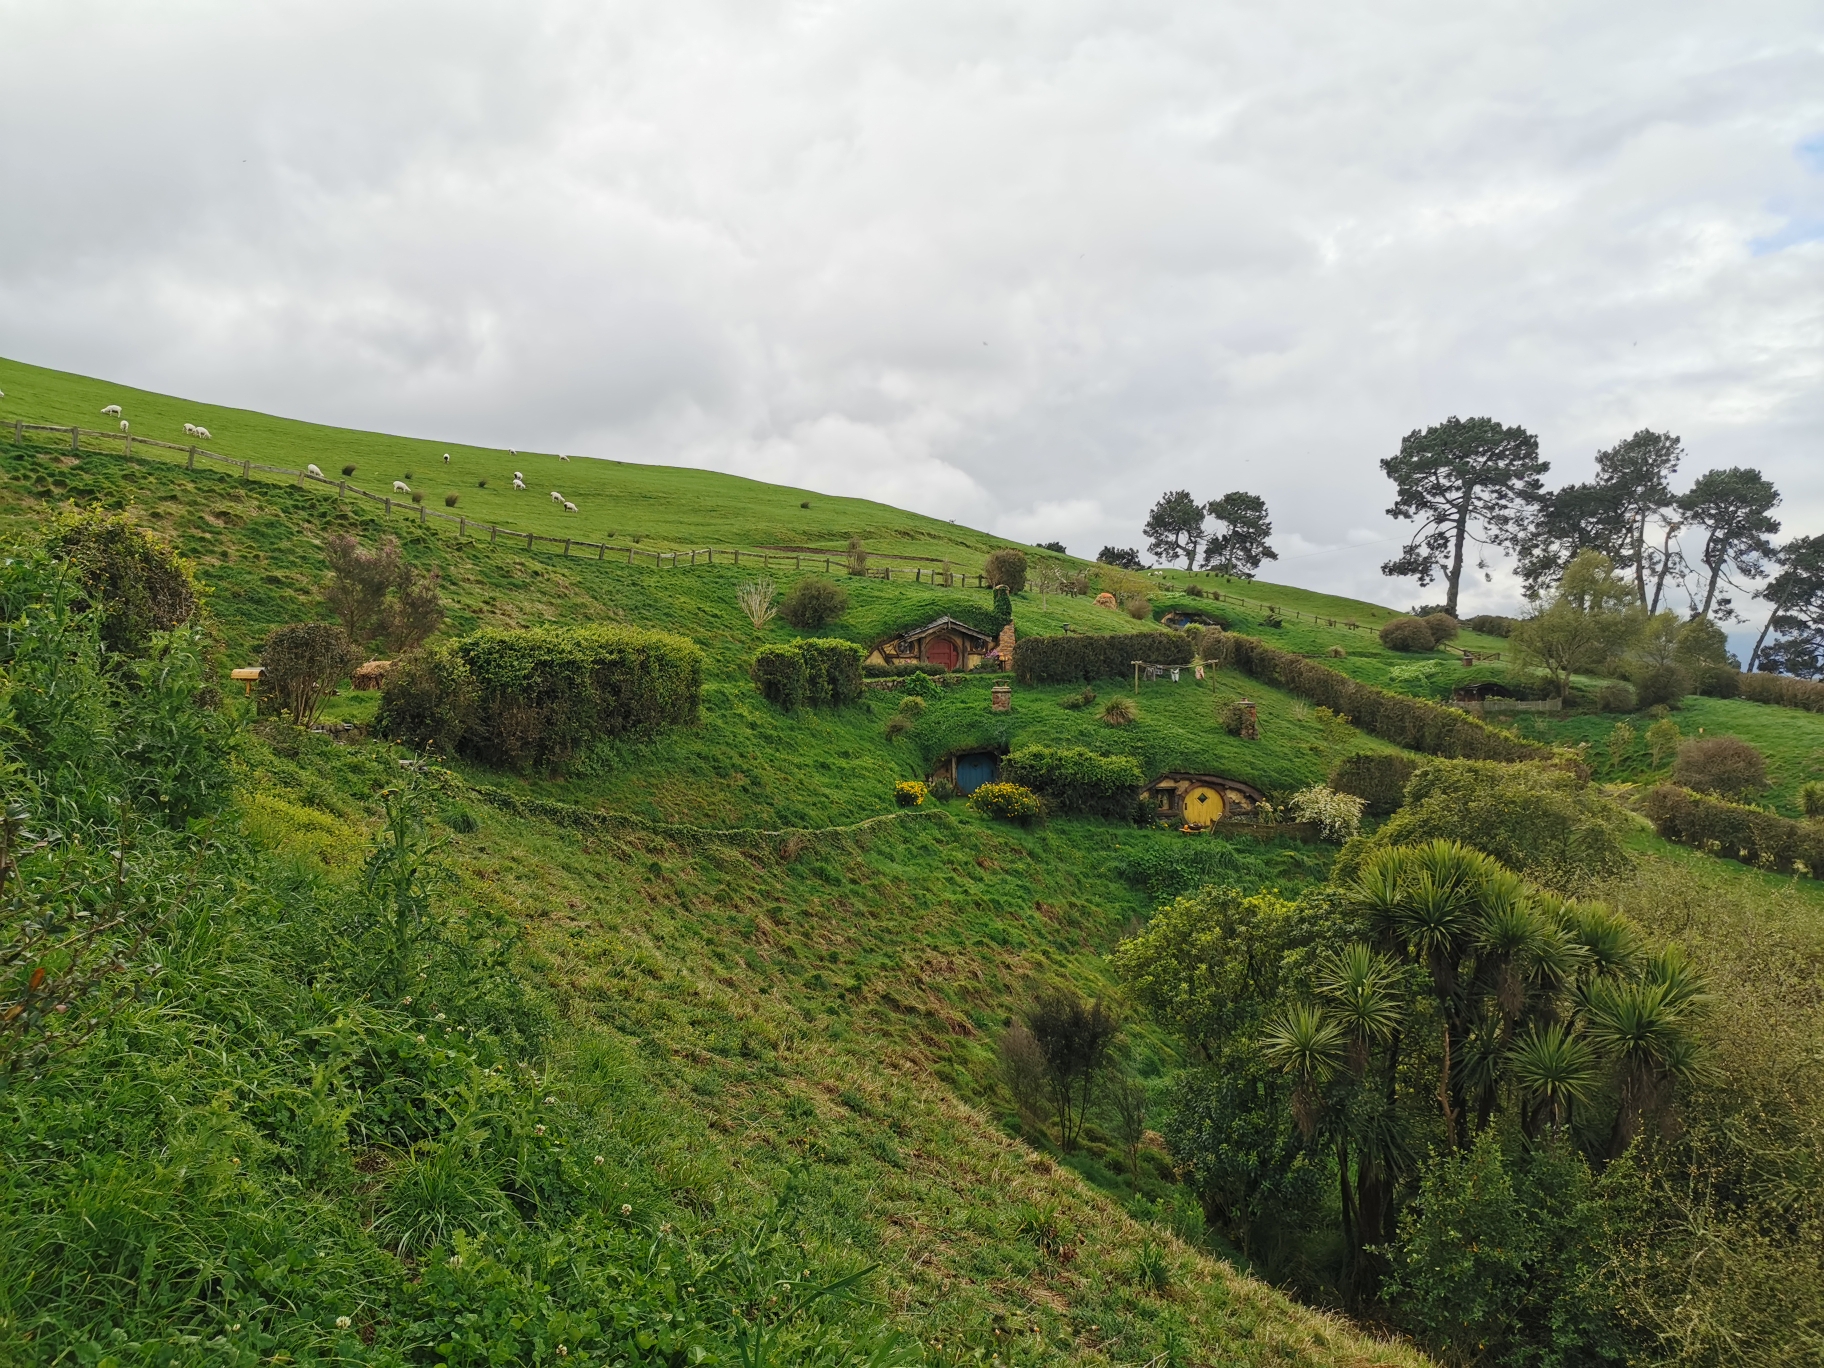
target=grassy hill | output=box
[5,358,1823,1365]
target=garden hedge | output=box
[1738,672,1824,713]
[1012,631,1194,686]
[1640,784,1824,877]
[379,623,702,768]
[750,638,865,710]
[1329,752,1420,815]
[1217,633,1552,762]
[1000,745,1145,818]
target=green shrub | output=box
[896,694,927,717]
[1421,612,1460,644]
[927,773,958,801]
[751,643,809,711]
[1597,681,1636,712]
[778,576,849,629]
[44,507,202,657]
[983,548,1028,593]
[901,670,939,698]
[1800,781,1824,819]
[1222,633,1551,762]
[1631,663,1691,709]
[1341,759,1632,888]
[1013,632,1193,685]
[381,625,702,767]
[444,492,459,507]
[1738,672,1824,712]
[894,780,927,807]
[1057,688,1096,710]
[1641,784,1824,876]
[1328,753,1418,816]
[992,585,1013,630]
[1379,616,1437,652]
[260,622,358,726]
[1000,745,1144,819]
[1220,699,1257,739]
[1672,736,1768,801]
[1123,595,1151,620]
[1694,664,1741,698]
[799,638,865,705]
[1385,1133,1626,1367]
[968,781,1042,824]
[1101,695,1137,726]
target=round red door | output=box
[924,637,960,670]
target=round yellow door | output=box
[1184,785,1224,825]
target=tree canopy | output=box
[1749,533,1824,675]
[1380,416,1548,616]
[1201,491,1278,580]
[1143,490,1206,570]
[1677,466,1781,620]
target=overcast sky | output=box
[2,1,1820,615]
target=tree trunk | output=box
[1748,595,1786,672]
[1444,488,1476,616]
[1699,532,1724,619]
[1631,508,1651,606]
[1336,1134,1358,1302]
[1649,522,1679,616]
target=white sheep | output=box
[513,470,523,481]
[119,420,130,433]
[195,426,212,439]
[306,463,323,478]
[394,480,410,494]
[509,448,517,457]
[512,478,525,490]
[550,490,563,503]
[101,404,122,417]
[442,452,450,464]
[559,454,570,462]
[563,500,577,513]
[183,423,197,436]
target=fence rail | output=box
[4,419,1004,585]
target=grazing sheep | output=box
[509,449,517,457]
[559,454,570,462]
[442,452,450,463]
[195,426,212,439]
[119,420,129,433]
[513,470,523,481]
[393,480,410,494]
[183,423,197,436]
[550,491,563,503]
[563,500,577,513]
[512,478,525,490]
[306,463,323,478]
[101,404,122,417]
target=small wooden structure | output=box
[866,616,996,672]
[351,659,394,691]
[229,666,263,696]
[1140,772,1268,828]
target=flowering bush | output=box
[968,782,1043,825]
[1288,785,1366,842]
[894,780,927,808]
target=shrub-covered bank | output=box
[1640,783,1824,876]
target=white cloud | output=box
[0,0,1819,611]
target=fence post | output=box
[564,538,571,556]
[527,533,534,551]
[187,446,196,469]
[490,525,498,546]
[825,558,831,572]
[385,497,392,514]
[337,479,345,496]
[796,555,801,571]
[419,504,427,524]
[242,460,250,479]
[598,542,605,561]
[70,427,79,454]
[459,517,466,537]
[734,550,740,566]
[627,546,633,564]
[11,420,19,444]
[124,434,132,456]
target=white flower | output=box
[336,1316,352,1330]
[534,1124,546,1136]
[415,1034,426,1044]
[435,1012,446,1021]
[593,1154,605,1165]
[620,1203,633,1216]
[1287,785,1366,843]
[448,1254,463,1268]
[544,1095,557,1105]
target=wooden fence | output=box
[4,419,1000,585]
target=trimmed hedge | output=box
[1739,672,1824,713]
[751,645,809,710]
[750,638,865,710]
[1640,784,1824,877]
[1379,616,1437,652]
[379,624,702,768]
[999,745,1145,818]
[1012,631,1194,685]
[1329,752,1419,815]
[1217,633,1552,762]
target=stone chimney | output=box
[998,622,1016,672]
